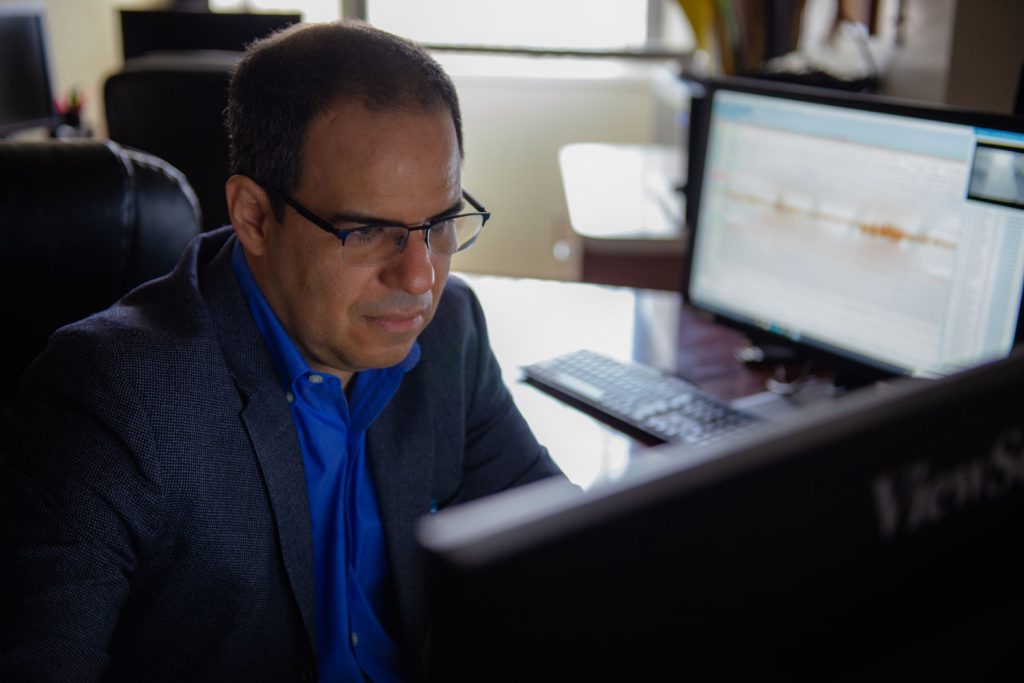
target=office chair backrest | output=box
[104,50,240,231]
[0,139,201,427]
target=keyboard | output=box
[521,349,759,445]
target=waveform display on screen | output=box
[724,188,958,251]
[693,90,1024,377]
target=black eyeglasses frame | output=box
[270,187,490,254]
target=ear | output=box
[226,174,276,258]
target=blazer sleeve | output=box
[0,328,163,682]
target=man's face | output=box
[251,100,461,382]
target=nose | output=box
[382,229,435,294]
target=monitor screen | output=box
[418,349,1024,681]
[684,78,1024,380]
[119,10,302,61]
[0,3,56,136]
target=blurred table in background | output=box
[456,272,772,490]
[559,143,687,292]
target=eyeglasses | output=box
[272,188,490,267]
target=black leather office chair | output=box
[104,50,240,231]
[0,139,201,430]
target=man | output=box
[1,21,561,682]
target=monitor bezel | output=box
[0,2,58,137]
[681,76,1024,385]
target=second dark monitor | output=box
[119,10,301,61]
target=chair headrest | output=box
[0,139,202,394]
[104,54,237,230]
[117,50,244,72]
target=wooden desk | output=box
[558,143,687,292]
[456,272,775,490]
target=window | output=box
[208,1,693,55]
[209,0,340,23]
[367,0,648,50]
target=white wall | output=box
[438,54,682,281]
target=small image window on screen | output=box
[968,144,1024,209]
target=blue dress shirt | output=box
[232,241,418,682]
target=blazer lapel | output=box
[199,234,318,646]
[237,387,317,638]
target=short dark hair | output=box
[226,21,463,218]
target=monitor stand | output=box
[733,336,824,398]
[735,329,895,394]
[731,374,839,422]
[729,334,888,421]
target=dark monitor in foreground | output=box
[418,349,1024,681]
[684,77,1024,385]
[0,3,56,137]
[119,10,301,60]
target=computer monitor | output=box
[418,349,1024,681]
[119,10,301,61]
[0,2,57,137]
[683,77,1024,384]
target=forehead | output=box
[298,100,461,215]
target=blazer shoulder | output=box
[30,233,230,389]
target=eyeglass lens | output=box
[343,214,484,265]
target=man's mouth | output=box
[364,309,428,334]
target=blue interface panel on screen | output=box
[687,81,1024,378]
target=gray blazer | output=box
[1,227,561,682]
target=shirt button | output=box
[351,632,359,647]
[309,374,324,384]
[286,392,295,403]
